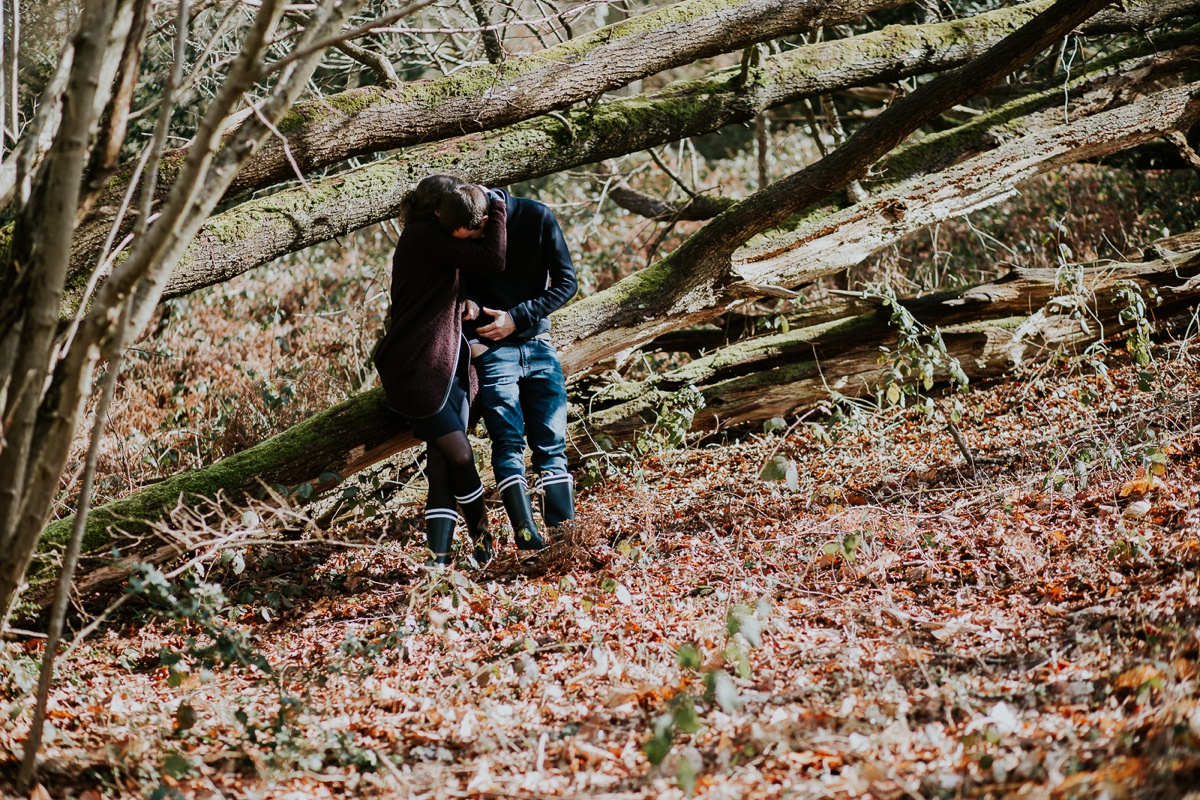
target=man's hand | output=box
[477,308,516,341]
[463,299,480,321]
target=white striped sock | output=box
[455,484,484,504]
[497,474,526,493]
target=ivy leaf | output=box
[676,644,702,671]
[760,455,792,482]
[673,695,702,734]
[161,752,192,778]
[174,702,198,731]
[708,669,741,713]
[762,417,787,434]
[736,614,762,648]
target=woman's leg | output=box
[428,430,492,564]
[423,444,457,565]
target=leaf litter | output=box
[2,345,1200,799]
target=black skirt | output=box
[410,346,470,441]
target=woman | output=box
[373,175,506,566]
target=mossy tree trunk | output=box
[31,245,1200,609]
[60,1,1200,313]
[67,0,913,280]
[553,81,1200,375]
[580,250,1200,444]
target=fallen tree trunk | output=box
[555,80,1200,375]
[32,248,1200,609]
[31,4,1183,602]
[94,0,1200,213]
[60,6,1199,314]
[66,0,910,278]
[40,80,1200,571]
[578,250,1200,445]
[69,0,1193,270]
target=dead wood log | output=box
[42,79,1199,555]
[32,247,1200,611]
[576,251,1200,444]
[556,80,1200,377]
[37,80,1199,595]
[65,0,910,281]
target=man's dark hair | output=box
[436,184,489,233]
[402,174,464,221]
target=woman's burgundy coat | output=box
[373,198,506,419]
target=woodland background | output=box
[1,0,1200,797]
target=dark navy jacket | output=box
[463,190,577,342]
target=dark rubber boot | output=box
[541,473,575,528]
[425,510,457,566]
[499,476,545,551]
[455,485,493,567]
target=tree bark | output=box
[61,7,1199,316]
[0,0,130,624]
[552,2,1186,376]
[0,0,370,624]
[87,0,1200,215]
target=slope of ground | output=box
[3,339,1199,799]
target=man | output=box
[455,186,578,550]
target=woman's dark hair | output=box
[436,183,489,233]
[401,174,464,222]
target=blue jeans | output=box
[474,338,568,484]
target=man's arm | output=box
[506,207,577,333]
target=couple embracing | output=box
[373,174,577,567]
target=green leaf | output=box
[842,534,861,562]
[724,642,752,679]
[174,703,198,731]
[736,615,762,648]
[645,712,676,765]
[762,417,787,434]
[886,383,902,405]
[676,644,702,671]
[760,455,791,482]
[676,754,699,797]
[708,669,741,713]
[162,752,192,778]
[645,732,672,766]
[673,695,702,734]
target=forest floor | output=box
[3,340,1200,800]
